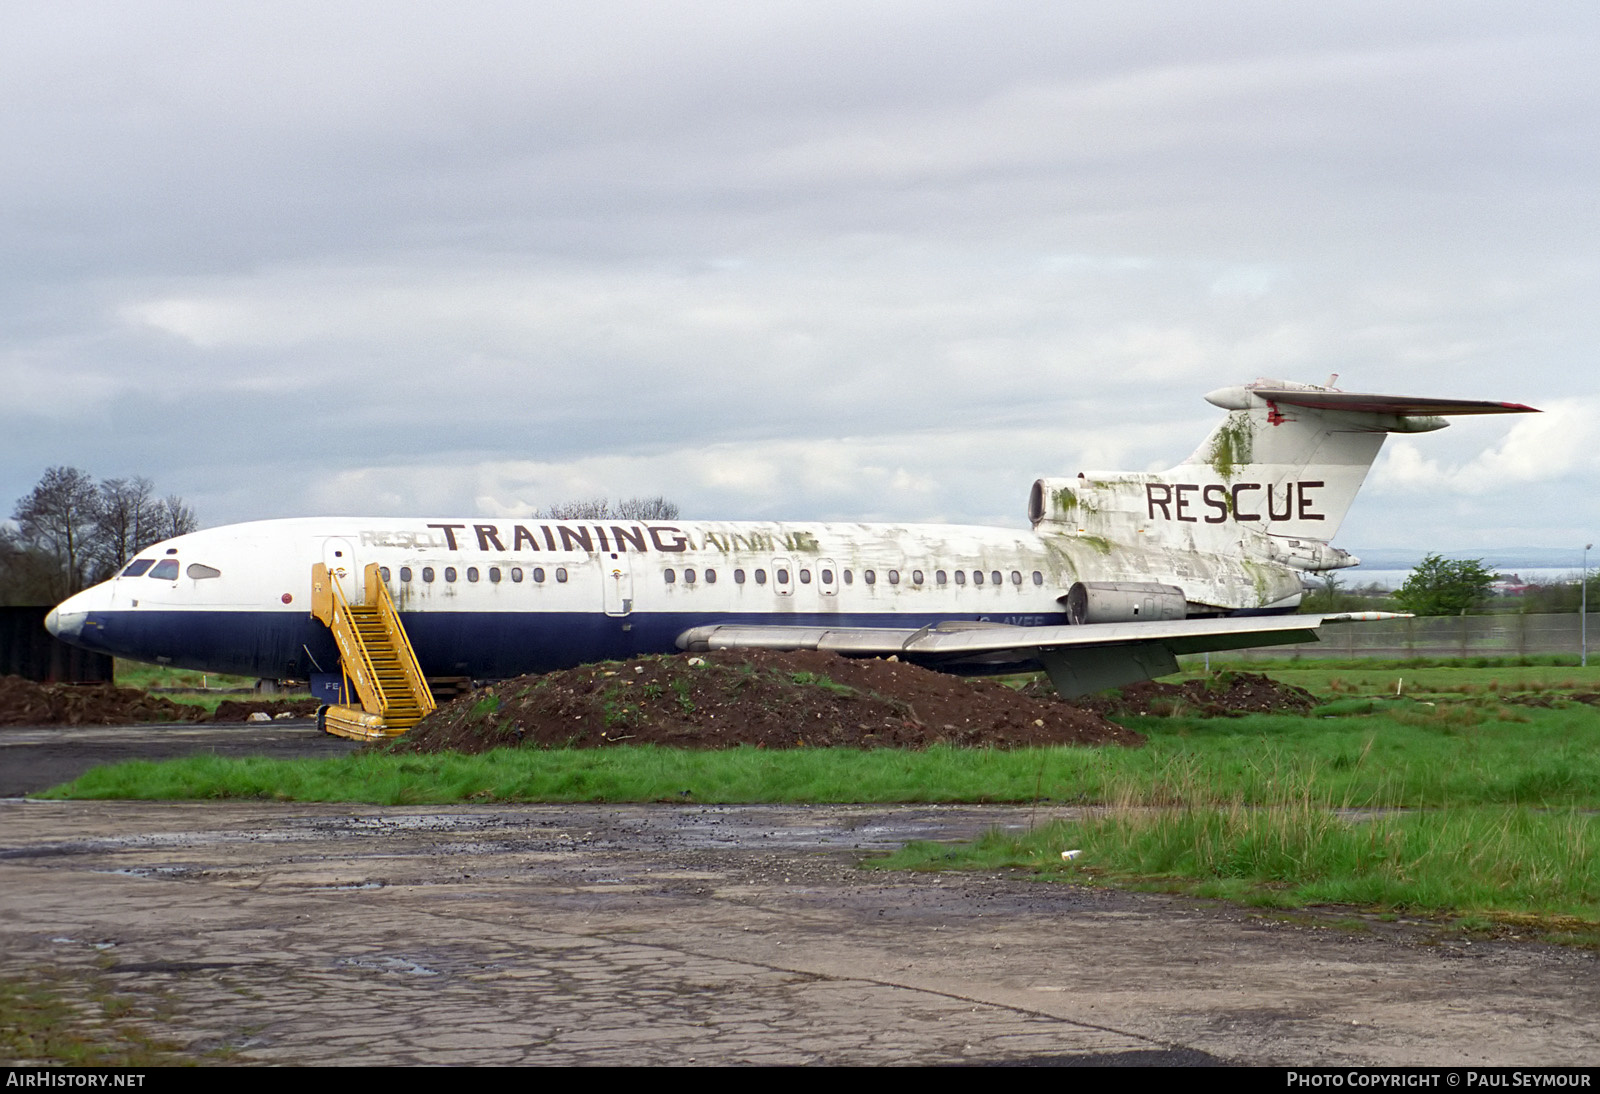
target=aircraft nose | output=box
[45,596,89,642]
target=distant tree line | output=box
[1514,575,1600,615]
[1391,555,1498,616]
[1298,575,1397,614]
[534,496,680,521]
[2,467,199,604]
[1302,554,1600,617]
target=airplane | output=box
[46,378,1535,712]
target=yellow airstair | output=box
[311,562,436,740]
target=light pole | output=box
[1585,544,1593,668]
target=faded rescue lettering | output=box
[1146,482,1324,523]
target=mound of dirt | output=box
[0,675,202,727]
[1508,692,1600,709]
[0,676,323,727]
[1072,671,1318,718]
[203,698,322,722]
[395,649,1143,752]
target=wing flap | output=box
[677,614,1409,696]
[677,615,1386,662]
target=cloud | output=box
[1374,399,1600,494]
[1,2,1595,559]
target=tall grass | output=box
[886,764,1600,924]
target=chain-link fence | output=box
[1220,613,1597,661]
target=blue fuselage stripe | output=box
[77,609,1072,679]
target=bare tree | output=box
[536,496,680,520]
[90,476,161,578]
[536,497,613,520]
[157,494,199,539]
[613,495,680,520]
[12,466,100,596]
[0,525,63,605]
[5,468,202,601]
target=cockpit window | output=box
[121,559,155,578]
[149,559,180,580]
[185,563,222,580]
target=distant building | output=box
[1492,574,1532,597]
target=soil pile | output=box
[396,649,1143,753]
[1509,692,1600,709]
[203,698,322,722]
[0,676,321,726]
[1071,671,1318,718]
[0,676,201,727]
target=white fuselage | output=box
[46,515,1305,681]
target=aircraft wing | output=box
[676,614,1403,697]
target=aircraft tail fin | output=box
[1171,378,1536,540]
[1029,379,1536,559]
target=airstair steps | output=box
[310,562,436,740]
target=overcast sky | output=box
[4,1,1595,559]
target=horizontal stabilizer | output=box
[1246,389,1538,417]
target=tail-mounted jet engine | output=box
[1065,581,1188,625]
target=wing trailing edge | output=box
[676,614,1408,697]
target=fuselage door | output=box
[772,556,794,597]
[322,537,359,599]
[603,554,634,617]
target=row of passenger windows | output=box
[377,564,1047,589]
[381,565,569,585]
[665,567,1046,587]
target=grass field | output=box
[112,659,309,713]
[43,659,1600,936]
[113,660,256,692]
[44,697,1600,808]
